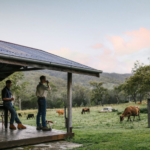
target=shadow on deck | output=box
[0,123,74,149]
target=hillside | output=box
[37,70,131,88]
[23,70,132,92]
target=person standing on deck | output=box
[36,75,51,131]
[2,80,26,130]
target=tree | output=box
[72,84,90,107]
[90,81,108,106]
[130,65,150,101]
[121,60,150,103]
[114,84,124,104]
[61,90,67,107]
[0,72,28,109]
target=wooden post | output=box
[67,72,72,133]
[19,97,21,110]
[4,108,8,128]
[148,99,150,127]
[64,106,67,128]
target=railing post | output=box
[147,99,150,127]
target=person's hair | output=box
[40,75,46,81]
[6,80,12,84]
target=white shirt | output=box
[36,82,50,98]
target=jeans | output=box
[36,98,47,127]
[3,101,21,125]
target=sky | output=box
[0,0,150,73]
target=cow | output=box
[120,106,140,122]
[81,108,90,114]
[27,114,35,119]
[18,113,22,117]
[56,110,64,117]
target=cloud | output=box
[96,49,118,72]
[47,28,150,73]
[109,28,150,55]
[96,48,133,73]
[49,48,92,65]
[91,43,103,49]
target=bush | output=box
[117,111,122,115]
[140,108,147,113]
[14,106,19,111]
[112,108,118,112]
[122,100,129,103]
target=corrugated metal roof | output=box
[0,40,102,73]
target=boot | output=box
[42,126,51,131]
[18,124,26,129]
[10,124,16,130]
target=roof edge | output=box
[0,40,101,71]
[0,54,103,74]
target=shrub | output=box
[112,108,118,112]
[122,100,129,103]
[14,106,19,111]
[117,111,122,115]
[140,108,147,113]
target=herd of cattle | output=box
[18,113,35,119]
[17,106,140,122]
[81,106,140,122]
[17,110,65,119]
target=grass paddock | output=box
[16,101,150,150]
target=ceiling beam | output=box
[0,68,44,74]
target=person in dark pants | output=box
[36,76,51,131]
[2,80,26,130]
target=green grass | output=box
[17,101,150,150]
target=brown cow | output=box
[56,109,64,117]
[120,106,140,122]
[81,108,90,114]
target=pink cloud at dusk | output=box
[109,28,150,55]
[96,49,126,73]
[49,48,92,65]
[97,48,135,73]
[91,43,103,49]
[48,28,150,73]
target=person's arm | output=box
[3,97,14,101]
[43,82,51,91]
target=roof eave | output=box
[0,54,102,77]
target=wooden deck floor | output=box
[0,123,74,149]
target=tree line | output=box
[0,60,149,109]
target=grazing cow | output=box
[27,114,35,119]
[81,108,90,114]
[18,113,22,117]
[56,110,64,117]
[120,106,140,122]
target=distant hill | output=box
[23,70,132,91]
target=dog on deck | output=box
[45,120,56,128]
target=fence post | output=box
[147,99,150,127]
